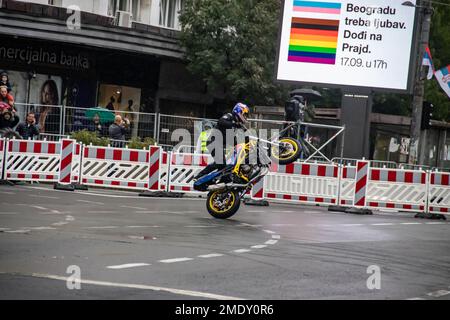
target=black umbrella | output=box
[289,88,322,103]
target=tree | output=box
[179,0,290,106]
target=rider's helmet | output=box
[232,103,250,124]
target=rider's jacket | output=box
[216,113,243,148]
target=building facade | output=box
[0,0,220,118]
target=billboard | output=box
[276,0,418,92]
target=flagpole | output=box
[408,0,433,165]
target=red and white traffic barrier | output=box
[428,172,450,214]
[338,164,357,206]
[167,152,213,194]
[81,145,162,191]
[365,166,427,212]
[353,160,369,208]
[264,162,339,206]
[0,138,5,180]
[58,139,75,185]
[5,139,61,182]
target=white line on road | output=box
[427,290,450,298]
[233,249,251,253]
[30,206,48,211]
[158,258,194,264]
[425,222,447,225]
[406,297,426,300]
[341,224,364,227]
[400,222,422,225]
[198,253,224,258]
[78,200,105,205]
[371,223,394,226]
[52,222,69,226]
[121,206,147,210]
[265,239,278,245]
[262,230,276,234]
[9,272,244,300]
[272,235,281,239]
[106,263,151,270]
[65,215,75,221]
[29,227,57,230]
[85,226,118,229]
[125,226,161,228]
[29,195,60,199]
[5,230,30,233]
[251,245,267,249]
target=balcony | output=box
[0,0,184,59]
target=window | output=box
[159,0,182,29]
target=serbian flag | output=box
[422,46,434,80]
[435,65,450,99]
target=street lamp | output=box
[403,0,433,165]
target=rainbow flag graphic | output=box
[293,1,341,15]
[288,17,340,65]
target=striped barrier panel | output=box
[364,166,427,212]
[339,164,356,206]
[0,138,4,180]
[353,161,370,208]
[58,139,75,185]
[5,140,61,182]
[71,143,82,184]
[168,152,213,194]
[428,172,450,214]
[264,162,339,206]
[81,145,160,191]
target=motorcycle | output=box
[194,131,303,219]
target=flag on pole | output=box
[435,65,450,99]
[422,46,435,80]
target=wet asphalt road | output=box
[0,184,449,300]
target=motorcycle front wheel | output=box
[271,137,302,165]
[206,189,241,219]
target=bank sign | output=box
[276,0,417,92]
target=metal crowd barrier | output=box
[0,137,448,216]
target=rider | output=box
[193,103,250,183]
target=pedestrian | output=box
[0,85,14,108]
[0,71,12,93]
[0,105,20,130]
[106,96,115,111]
[16,112,40,140]
[89,113,105,136]
[109,115,130,147]
[196,122,213,154]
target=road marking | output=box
[65,215,75,221]
[125,226,161,228]
[406,297,426,300]
[263,230,276,234]
[52,222,69,226]
[121,206,147,210]
[107,263,151,269]
[239,223,262,228]
[341,224,364,227]
[77,200,105,205]
[233,249,251,253]
[371,223,394,226]
[158,258,194,264]
[5,230,30,233]
[427,290,450,298]
[29,195,59,199]
[29,227,57,230]
[400,222,422,225]
[128,235,157,240]
[6,272,244,300]
[198,253,224,258]
[251,245,267,249]
[30,205,48,211]
[0,228,10,231]
[425,222,446,225]
[87,211,117,214]
[85,226,118,229]
[275,211,295,213]
[272,235,281,239]
[265,239,278,245]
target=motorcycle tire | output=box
[271,137,302,165]
[206,189,241,219]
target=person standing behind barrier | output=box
[0,85,14,109]
[109,115,130,147]
[196,122,213,154]
[0,71,12,93]
[16,112,40,140]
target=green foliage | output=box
[426,5,450,121]
[127,137,156,150]
[70,130,110,146]
[179,0,291,106]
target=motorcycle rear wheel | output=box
[206,189,241,219]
